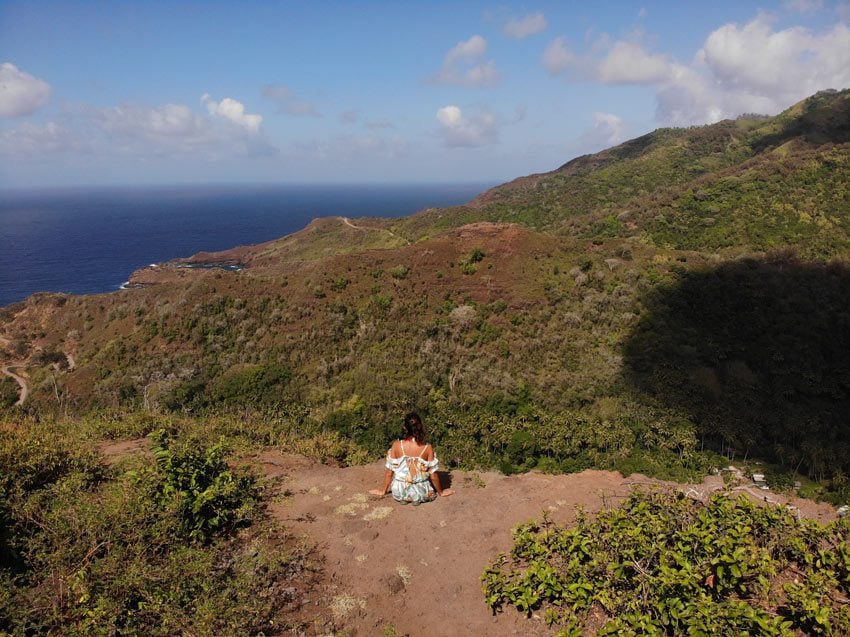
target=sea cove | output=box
[0,183,490,306]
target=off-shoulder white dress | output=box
[385,440,439,504]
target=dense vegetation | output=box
[397,90,850,253]
[624,255,850,485]
[483,491,850,635]
[0,415,327,635]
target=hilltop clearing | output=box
[98,440,836,636]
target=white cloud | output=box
[101,103,205,139]
[448,34,488,61]
[545,16,850,125]
[3,98,275,159]
[0,121,76,154]
[678,17,850,123]
[0,62,51,117]
[262,84,320,117]
[576,112,628,153]
[503,13,547,39]
[201,93,262,131]
[542,37,577,75]
[544,38,672,84]
[784,0,823,13]
[700,17,844,96]
[435,105,499,147]
[100,101,274,157]
[595,41,673,84]
[429,35,500,87]
[437,105,462,127]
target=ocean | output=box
[0,183,492,307]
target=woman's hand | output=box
[368,489,386,497]
[439,488,454,497]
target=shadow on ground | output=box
[622,253,850,480]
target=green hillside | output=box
[396,89,850,259]
[2,89,850,489]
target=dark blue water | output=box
[0,183,491,307]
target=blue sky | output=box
[1,0,848,187]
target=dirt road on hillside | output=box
[1,364,28,406]
[339,216,411,245]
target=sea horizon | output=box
[0,181,495,307]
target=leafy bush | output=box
[483,491,850,635]
[146,430,260,543]
[467,248,486,264]
[330,276,350,291]
[164,363,292,412]
[0,377,20,408]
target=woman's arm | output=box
[370,442,399,496]
[430,470,453,497]
[422,444,453,497]
[369,469,394,497]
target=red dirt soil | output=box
[255,451,836,637]
[96,441,836,635]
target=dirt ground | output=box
[257,451,837,637]
[96,440,837,636]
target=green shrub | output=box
[467,248,486,264]
[390,265,410,279]
[164,364,292,412]
[0,377,19,408]
[483,491,850,635]
[330,276,350,291]
[146,430,259,543]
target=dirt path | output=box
[340,216,411,245]
[1,364,28,406]
[258,451,836,636]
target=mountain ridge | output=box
[2,88,850,490]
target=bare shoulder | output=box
[388,439,402,458]
[422,443,434,460]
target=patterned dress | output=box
[386,440,439,504]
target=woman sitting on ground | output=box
[369,412,453,503]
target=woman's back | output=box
[386,438,438,503]
[369,412,453,502]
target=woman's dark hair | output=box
[402,412,427,444]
